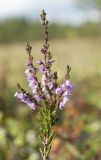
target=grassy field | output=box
[0,37,101,83]
[0,38,101,160]
[0,37,101,107]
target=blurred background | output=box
[0,0,101,160]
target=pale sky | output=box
[0,0,100,25]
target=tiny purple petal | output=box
[41,75,47,87]
[59,101,65,110]
[40,48,45,54]
[61,83,66,91]
[32,86,39,94]
[62,97,69,105]
[41,75,47,86]
[40,66,47,73]
[28,78,38,88]
[15,92,26,102]
[47,82,54,90]
[25,69,32,80]
[63,91,70,97]
[27,62,32,68]
[65,80,74,91]
[65,80,72,86]
[42,87,48,94]
[28,102,36,110]
[55,87,62,95]
[34,95,42,103]
[15,92,37,110]
[36,60,43,65]
[59,97,69,110]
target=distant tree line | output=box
[0,19,100,43]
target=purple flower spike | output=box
[15,10,74,113]
[14,10,74,160]
[14,92,38,110]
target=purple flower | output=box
[14,92,24,100]
[25,69,32,80]
[28,102,37,110]
[63,96,69,104]
[47,82,54,90]
[41,75,47,86]
[14,92,29,103]
[28,78,38,88]
[61,80,73,92]
[40,66,47,73]
[25,66,40,94]
[58,80,74,109]
[27,76,40,94]
[63,91,70,97]
[34,95,42,103]
[32,85,39,94]
[55,87,62,95]
[65,80,71,86]
[59,97,69,110]
[61,83,66,92]
[15,11,74,112]
[36,60,43,65]
[40,48,45,54]
[65,80,74,91]
[14,92,37,110]
[59,101,64,110]
[42,86,48,94]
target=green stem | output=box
[39,105,56,160]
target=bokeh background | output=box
[0,0,101,160]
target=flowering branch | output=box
[14,10,73,160]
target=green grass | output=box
[0,37,101,83]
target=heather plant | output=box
[14,10,73,160]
